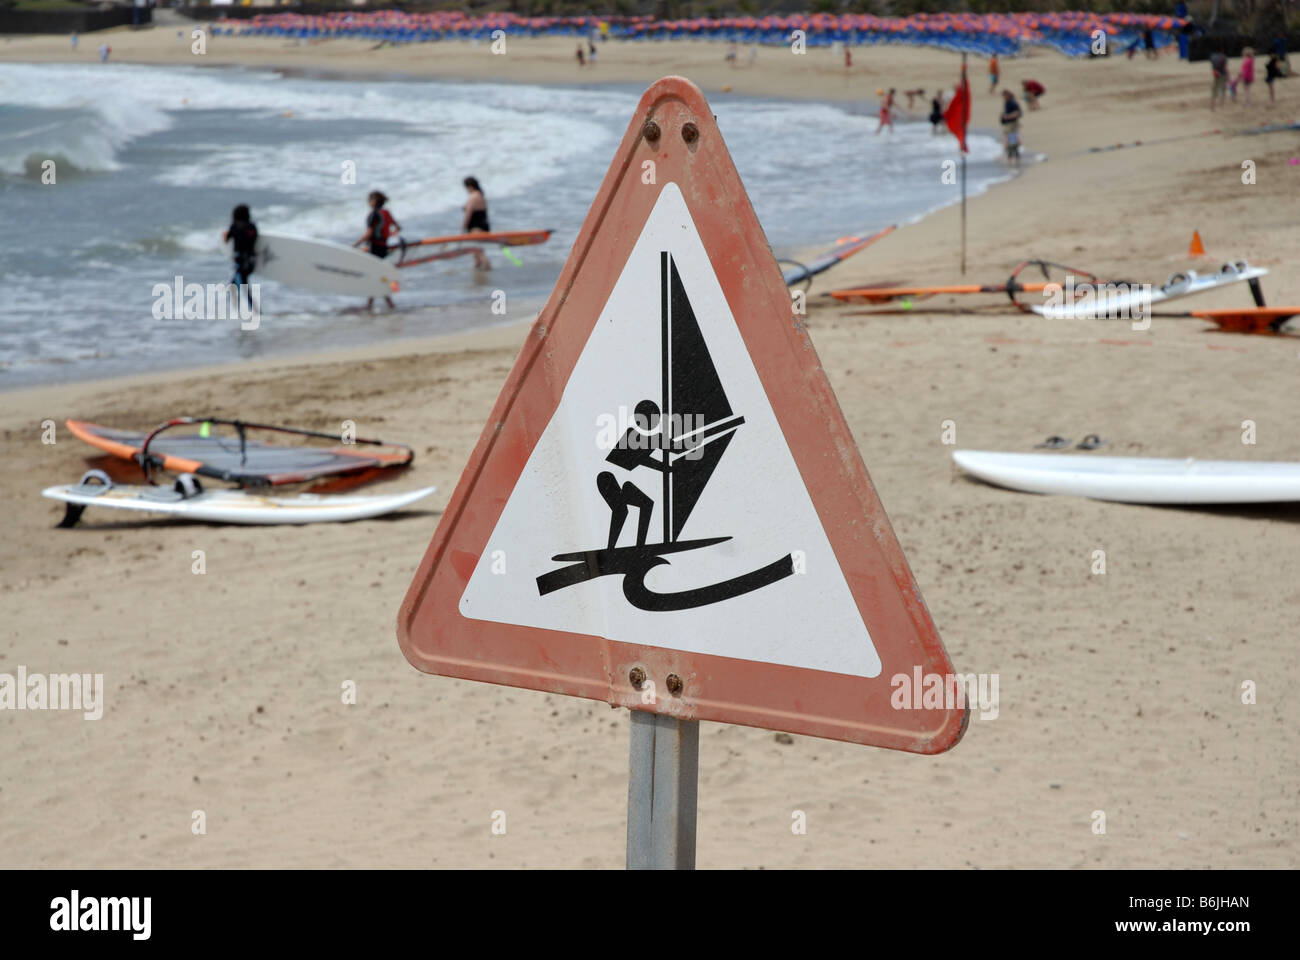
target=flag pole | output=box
[960,53,967,276]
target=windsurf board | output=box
[66,419,412,485]
[244,231,400,298]
[1031,264,1267,320]
[952,450,1300,504]
[45,478,436,525]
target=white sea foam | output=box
[0,65,174,174]
[0,63,1010,387]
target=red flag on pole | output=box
[944,64,970,154]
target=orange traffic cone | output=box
[1188,230,1207,257]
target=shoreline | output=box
[1,44,1023,394]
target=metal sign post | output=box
[626,712,699,869]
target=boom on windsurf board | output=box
[46,471,436,527]
[67,418,413,487]
[828,258,1098,305]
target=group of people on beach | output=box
[1209,44,1287,109]
[575,26,605,67]
[725,43,760,68]
[873,54,1038,169]
[222,177,494,311]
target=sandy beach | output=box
[1,27,1297,869]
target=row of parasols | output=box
[213,11,1187,58]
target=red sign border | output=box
[399,77,967,753]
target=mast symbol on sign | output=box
[536,251,795,611]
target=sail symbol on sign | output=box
[536,251,795,611]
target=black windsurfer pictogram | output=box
[536,251,794,612]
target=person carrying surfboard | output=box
[354,190,400,309]
[222,204,258,306]
[462,177,492,271]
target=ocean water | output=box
[0,63,1007,388]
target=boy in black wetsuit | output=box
[222,204,258,313]
[223,204,257,287]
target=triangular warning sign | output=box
[399,77,966,753]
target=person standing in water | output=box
[462,177,492,271]
[929,91,945,133]
[353,190,399,310]
[222,204,258,310]
[1000,89,1023,168]
[874,88,895,135]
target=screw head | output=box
[666,674,683,696]
[681,122,699,145]
[642,120,661,142]
[629,667,647,689]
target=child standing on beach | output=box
[1239,48,1256,105]
[988,54,999,93]
[1265,54,1282,102]
[874,89,895,135]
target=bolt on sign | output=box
[399,76,966,754]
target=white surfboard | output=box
[244,231,400,298]
[1031,262,1267,320]
[44,478,435,525]
[952,450,1300,504]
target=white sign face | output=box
[460,183,881,678]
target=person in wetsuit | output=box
[353,190,399,310]
[222,204,258,299]
[462,177,491,270]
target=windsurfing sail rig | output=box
[829,259,1093,306]
[66,418,413,487]
[395,229,553,269]
[831,260,1272,322]
[781,224,896,289]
